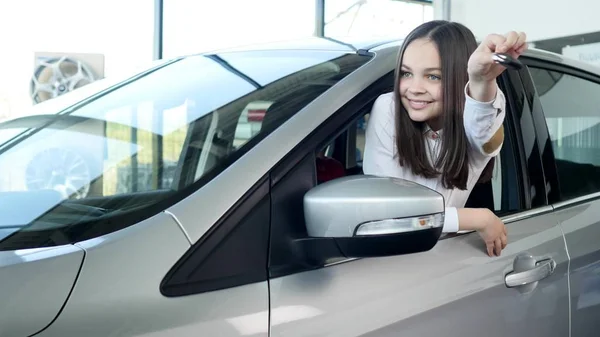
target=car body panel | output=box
[555,196,600,336]
[35,211,269,337]
[208,35,403,54]
[270,211,569,337]
[521,52,600,337]
[0,244,84,337]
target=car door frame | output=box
[267,59,573,337]
[266,62,548,277]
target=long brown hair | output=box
[393,20,494,190]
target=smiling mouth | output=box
[406,99,432,109]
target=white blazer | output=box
[362,83,506,233]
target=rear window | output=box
[0,50,371,250]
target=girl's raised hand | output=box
[468,31,528,84]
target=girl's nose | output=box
[408,79,426,94]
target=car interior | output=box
[313,99,516,218]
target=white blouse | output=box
[362,83,506,233]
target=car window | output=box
[0,50,372,250]
[317,109,520,216]
[529,67,600,200]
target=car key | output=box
[492,52,523,70]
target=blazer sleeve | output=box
[463,82,507,163]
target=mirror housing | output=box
[299,175,445,262]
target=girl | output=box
[362,20,527,257]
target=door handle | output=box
[505,254,556,288]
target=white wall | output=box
[446,0,600,41]
[0,0,316,122]
[162,0,316,58]
[0,0,154,121]
[324,0,433,39]
[0,0,434,123]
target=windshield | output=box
[0,50,371,250]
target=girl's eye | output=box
[401,71,412,78]
[428,74,441,81]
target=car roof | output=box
[518,47,600,76]
[201,35,403,54]
[207,35,600,77]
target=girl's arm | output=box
[457,207,507,257]
[462,81,506,162]
[468,79,499,103]
[457,32,528,256]
[464,31,528,160]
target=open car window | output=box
[0,50,372,250]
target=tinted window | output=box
[529,67,600,200]
[0,50,371,250]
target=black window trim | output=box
[497,69,544,210]
[160,174,271,297]
[519,59,561,205]
[505,67,549,208]
[496,71,530,212]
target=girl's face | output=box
[399,38,444,131]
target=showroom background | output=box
[0,0,597,123]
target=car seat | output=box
[260,84,347,183]
[464,180,494,211]
[315,155,345,184]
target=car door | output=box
[0,242,84,337]
[523,58,600,337]
[0,126,87,337]
[267,68,570,336]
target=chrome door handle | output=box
[505,258,556,288]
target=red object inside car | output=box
[248,109,267,122]
[316,156,346,184]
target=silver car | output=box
[1,37,599,337]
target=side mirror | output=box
[299,175,444,262]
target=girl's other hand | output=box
[457,208,508,257]
[476,209,508,257]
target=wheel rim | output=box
[30,56,96,104]
[25,148,91,199]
